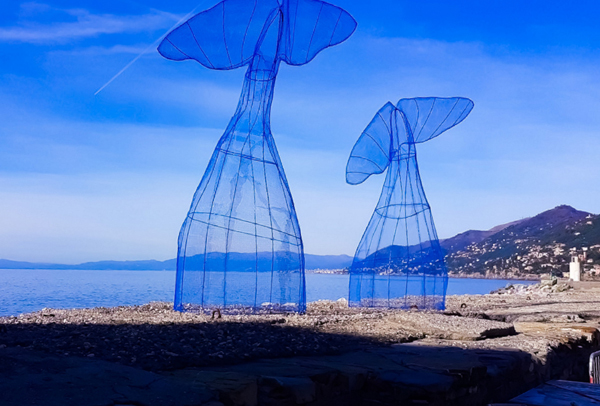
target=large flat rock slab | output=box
[0,347,216,406]
[388,312,517,341]
[447,285,600,322]
[514,322,600,345]
[165,345,535,406]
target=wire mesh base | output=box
[348,295,446,311]
[176,302,305,315]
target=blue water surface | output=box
[0,269,534,317]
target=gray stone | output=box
[260,376,316,404]
[540,278,558,287]
[0,347,216,406]
[167,370,258,406]
[388,312,516,341]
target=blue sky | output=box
[1,1,600,263]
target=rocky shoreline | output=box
[447,272,540,280]
[2,300,388,371]
[307,269,543,280]
[2,282,600,405]
[0,281,595,372]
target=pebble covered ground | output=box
[2,281,599,372]
[0,299,413,371]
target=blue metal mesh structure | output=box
[158,0,356,313]
[347,97,474,310]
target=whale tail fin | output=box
[279,0,357,66]
[346,102,396,185]
[158,0,280,69]
[158,0,356,69]
[396,97,474,144]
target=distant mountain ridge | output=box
[0,258,176,271]
[3,205,598,277]
[440,219,527,252]
[0,254,352,271]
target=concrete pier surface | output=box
[1,280,599,405]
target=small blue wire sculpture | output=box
[158,0,356,313]
[346,97,474,310]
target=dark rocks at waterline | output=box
[490,280,572,296]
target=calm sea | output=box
[0,269,535,317]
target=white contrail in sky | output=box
[94,2,207,96]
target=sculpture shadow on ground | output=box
[0,313,596,406]
[1,316,391,371]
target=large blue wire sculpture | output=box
[158,0,356,313]
[346,97,474,310]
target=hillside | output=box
[445,205,600,278]
[350,205,600,279]
[440,219,527,252]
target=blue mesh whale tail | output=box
[159,0,356,313]
[347,97,474,310]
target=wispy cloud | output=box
[0,5,179,44]
[18,2,53,16]
[55,44,148,56]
